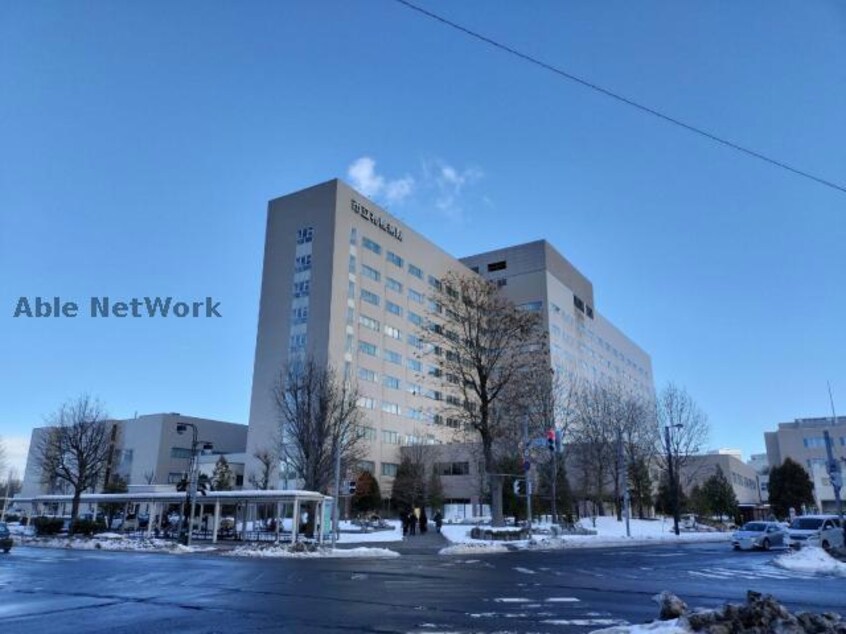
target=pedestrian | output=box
[434,511,443,533]
[419,510,428,534]
[409,510,417,536]
[401,511,409,537]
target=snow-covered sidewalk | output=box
[224,544,400,559]
[773,546,846,577]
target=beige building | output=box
[245,179,654,495]
[20,413,248,499]
[679,450,762,511]
[764,416,846,513]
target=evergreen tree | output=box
[687,484,710,517]
[427,469,444,512]
[628,457,653,519]
[655,473,687,517]
[537,455,573,523]
[102,474,128,529]
[352,470,382,514]
[701,466,738,521]
[768,457,815,519]
[211,456,234,491]
[390,455,425,511]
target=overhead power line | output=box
[392,0,846,196]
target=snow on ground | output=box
[18,535,215,554]
[336,519,403,544]
[773,546,846,577]
[590,618,690,633]
[439,542,510,556]
[439,516,729,555]
[224,545,400,559]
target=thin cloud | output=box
[347,156,414,204]
[425,159,484,221]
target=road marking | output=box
[542,618,626,626]
[545,597,581,603]
[513,567,535,574]
[494,597,531,603]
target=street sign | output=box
[513,480,524,495]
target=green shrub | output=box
[71,518,106,536]
[32,517,64,535]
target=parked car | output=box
[731,521,788,551]
[787,515,844,551]
[0,522,14,553]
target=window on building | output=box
[803,437,826,449]
[289,333,307,350]
[586,305,594,319]
[386,301,403,317]
[167,472,185,484]
[408,310,423,326]
[407,333,423,349]
[362,236,381,255]
[291,306,309,325]
[383,375,401,389]
[408,263,423,279]
[357,425,377,441]
[361,289,380,306]
[407,358,422,372]
[384,324,401,339]
[381,462,399,477]
[382,430,401,446]
[384,349,402,365]
[357,460,375,473]
[407,382,421,395]
[358,397,377,410]
[358,367,378,383]
[408,288,424,304]
[487,260,506,272]
[292,280,310,298]
[386,277,403,293]
[361,264,381,282]
[359,314,380,332]
[434,462,470,476]
[470,266,479,273]
[294,254,312,273]
[428,275,442,291]
[518,301,543,312]
[573,295,585,313]
[349,227,357,245]
[358,341,378,356]
[170,447,193,459]
[296,227,314,245]
[496,278,507,288]
[387,251,404,268]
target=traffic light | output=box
[546,429,555,452]
[512,480,524,495]
[347,480,357,495]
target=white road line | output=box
[545,597,581,603]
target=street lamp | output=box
[664,423,683,536]
[176,422,213,546]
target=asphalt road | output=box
[0,540,842,634]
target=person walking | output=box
[401,511,409,537]
[434,511,443,533]
[409,510,417,536]
[419,509,428,534]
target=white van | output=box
[787,515,843,550]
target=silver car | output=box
[731,521,788,551]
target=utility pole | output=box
[825,383,842,522]
[332,433,342,548]
[617,429,631,537]
[523,415,532,534]
[664,425,682,536]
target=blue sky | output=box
[1,1,844,474]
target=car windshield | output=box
[740,522,767,532]
[790,518,824,530]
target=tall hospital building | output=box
[245,180,653,492]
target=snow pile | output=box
[439,542,510,556]
[591,619,689,633]
[20,535,215,554]
[773,546,846,577]
[225,544,400,559]
[337,519,403,544]
[439,516,728,553]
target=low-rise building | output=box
[20,413,248,500]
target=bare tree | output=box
[655,382,710,482]
[420,271,545,526]
[570,381,615,515]
[36,395,114,523]
[274,358,364,494]
[248,449,276,490]
[0,435,6,475]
